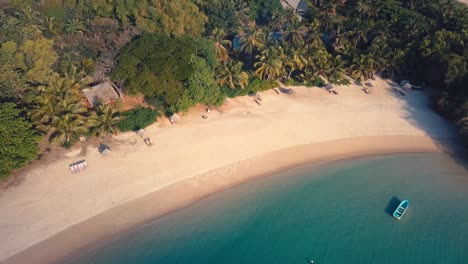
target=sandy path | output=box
[0,77,457,263]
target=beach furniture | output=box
[69,160,87,174]
[363,88,372,94]
[393,200,409,220]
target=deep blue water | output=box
[69,153,468,264]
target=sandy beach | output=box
[0,77,457,264]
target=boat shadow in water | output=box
[384,196,401,216]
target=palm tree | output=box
[268,9,286,31]
[283,19,305,48]
[30,93,58,132]
[345,28,368,48]
[328,55,348,82]
[240,26,264,56]
[304,32,324,50]
[216,60,249,89]
[308,50,332,81]
[64,19,86,34]
[39,16,58,36]
[254,48,282,80]
[282,46,307,79]
[356,0,380,18]
[29,78,87,134]
[349,54,375,81]
[260,27,277,48]
[88,105,121,136]
[49,114,89,145]
[209,28,232,62]
[233,0,252,26]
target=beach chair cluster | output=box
[69,160,87,174]
[325,84,339,95]
[144,137,153,146]
[253,93,262,105]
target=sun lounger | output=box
[69,160,87,174]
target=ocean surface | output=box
[68,153,468,264]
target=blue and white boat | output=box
[393,200,409,220]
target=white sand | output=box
[0,77,457,263]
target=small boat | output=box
[393,200,409,220]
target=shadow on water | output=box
[384,196,401,216]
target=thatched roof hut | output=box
[82,81,121,107]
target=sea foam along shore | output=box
[0,77,457,264]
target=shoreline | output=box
[2,135,445,264]
[0,77,459,263]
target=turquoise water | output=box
[69,153,468,264]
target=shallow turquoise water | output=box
[69,153,468,264]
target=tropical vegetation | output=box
[0,0,467,177]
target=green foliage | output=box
[0,41,24,100]
[0,103,39,178]
[113,34,218,110]
[199,0,239,34]
[222,78,277,98]
[173,58,224,112]
[116,107,160,132]
[20,38,58,85]
[113,34,196,98]
[88,105,121,137]
[285,77,325,88]
[0,38,58,99]
[248,0,284,25]
[114,0,206,36]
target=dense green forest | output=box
[0,0,467,178]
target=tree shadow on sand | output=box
[383,79,468,171]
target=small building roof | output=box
[282,0,308,12]
[82,82,120,107]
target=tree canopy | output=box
[113,34,221,112]
[0,103,39,178]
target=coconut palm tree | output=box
[282,46,307,79]
[209,28,232,62]
[328,55,348,82]
[304,32,324,50]
[39,16,58,37]
[356,0,380,18]
[30,93,58,132]
[88,105,121,136]
[268,9,286,31]
[254,48,282,80]
[64,18,86,34]
[49,114,89,145]
[29,78,87,133]
[308,50,332,81]
[233,0,252,26]
[260,27,277,48]
[283,19,306,48]
[345,28,368,48]
[216,60,249,89]
[349,54,375,81]
[240,26,264,56]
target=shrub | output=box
[116,108,160,132]
[0,103,39,178]
[221,78,278,98]
[284,78,325,88]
